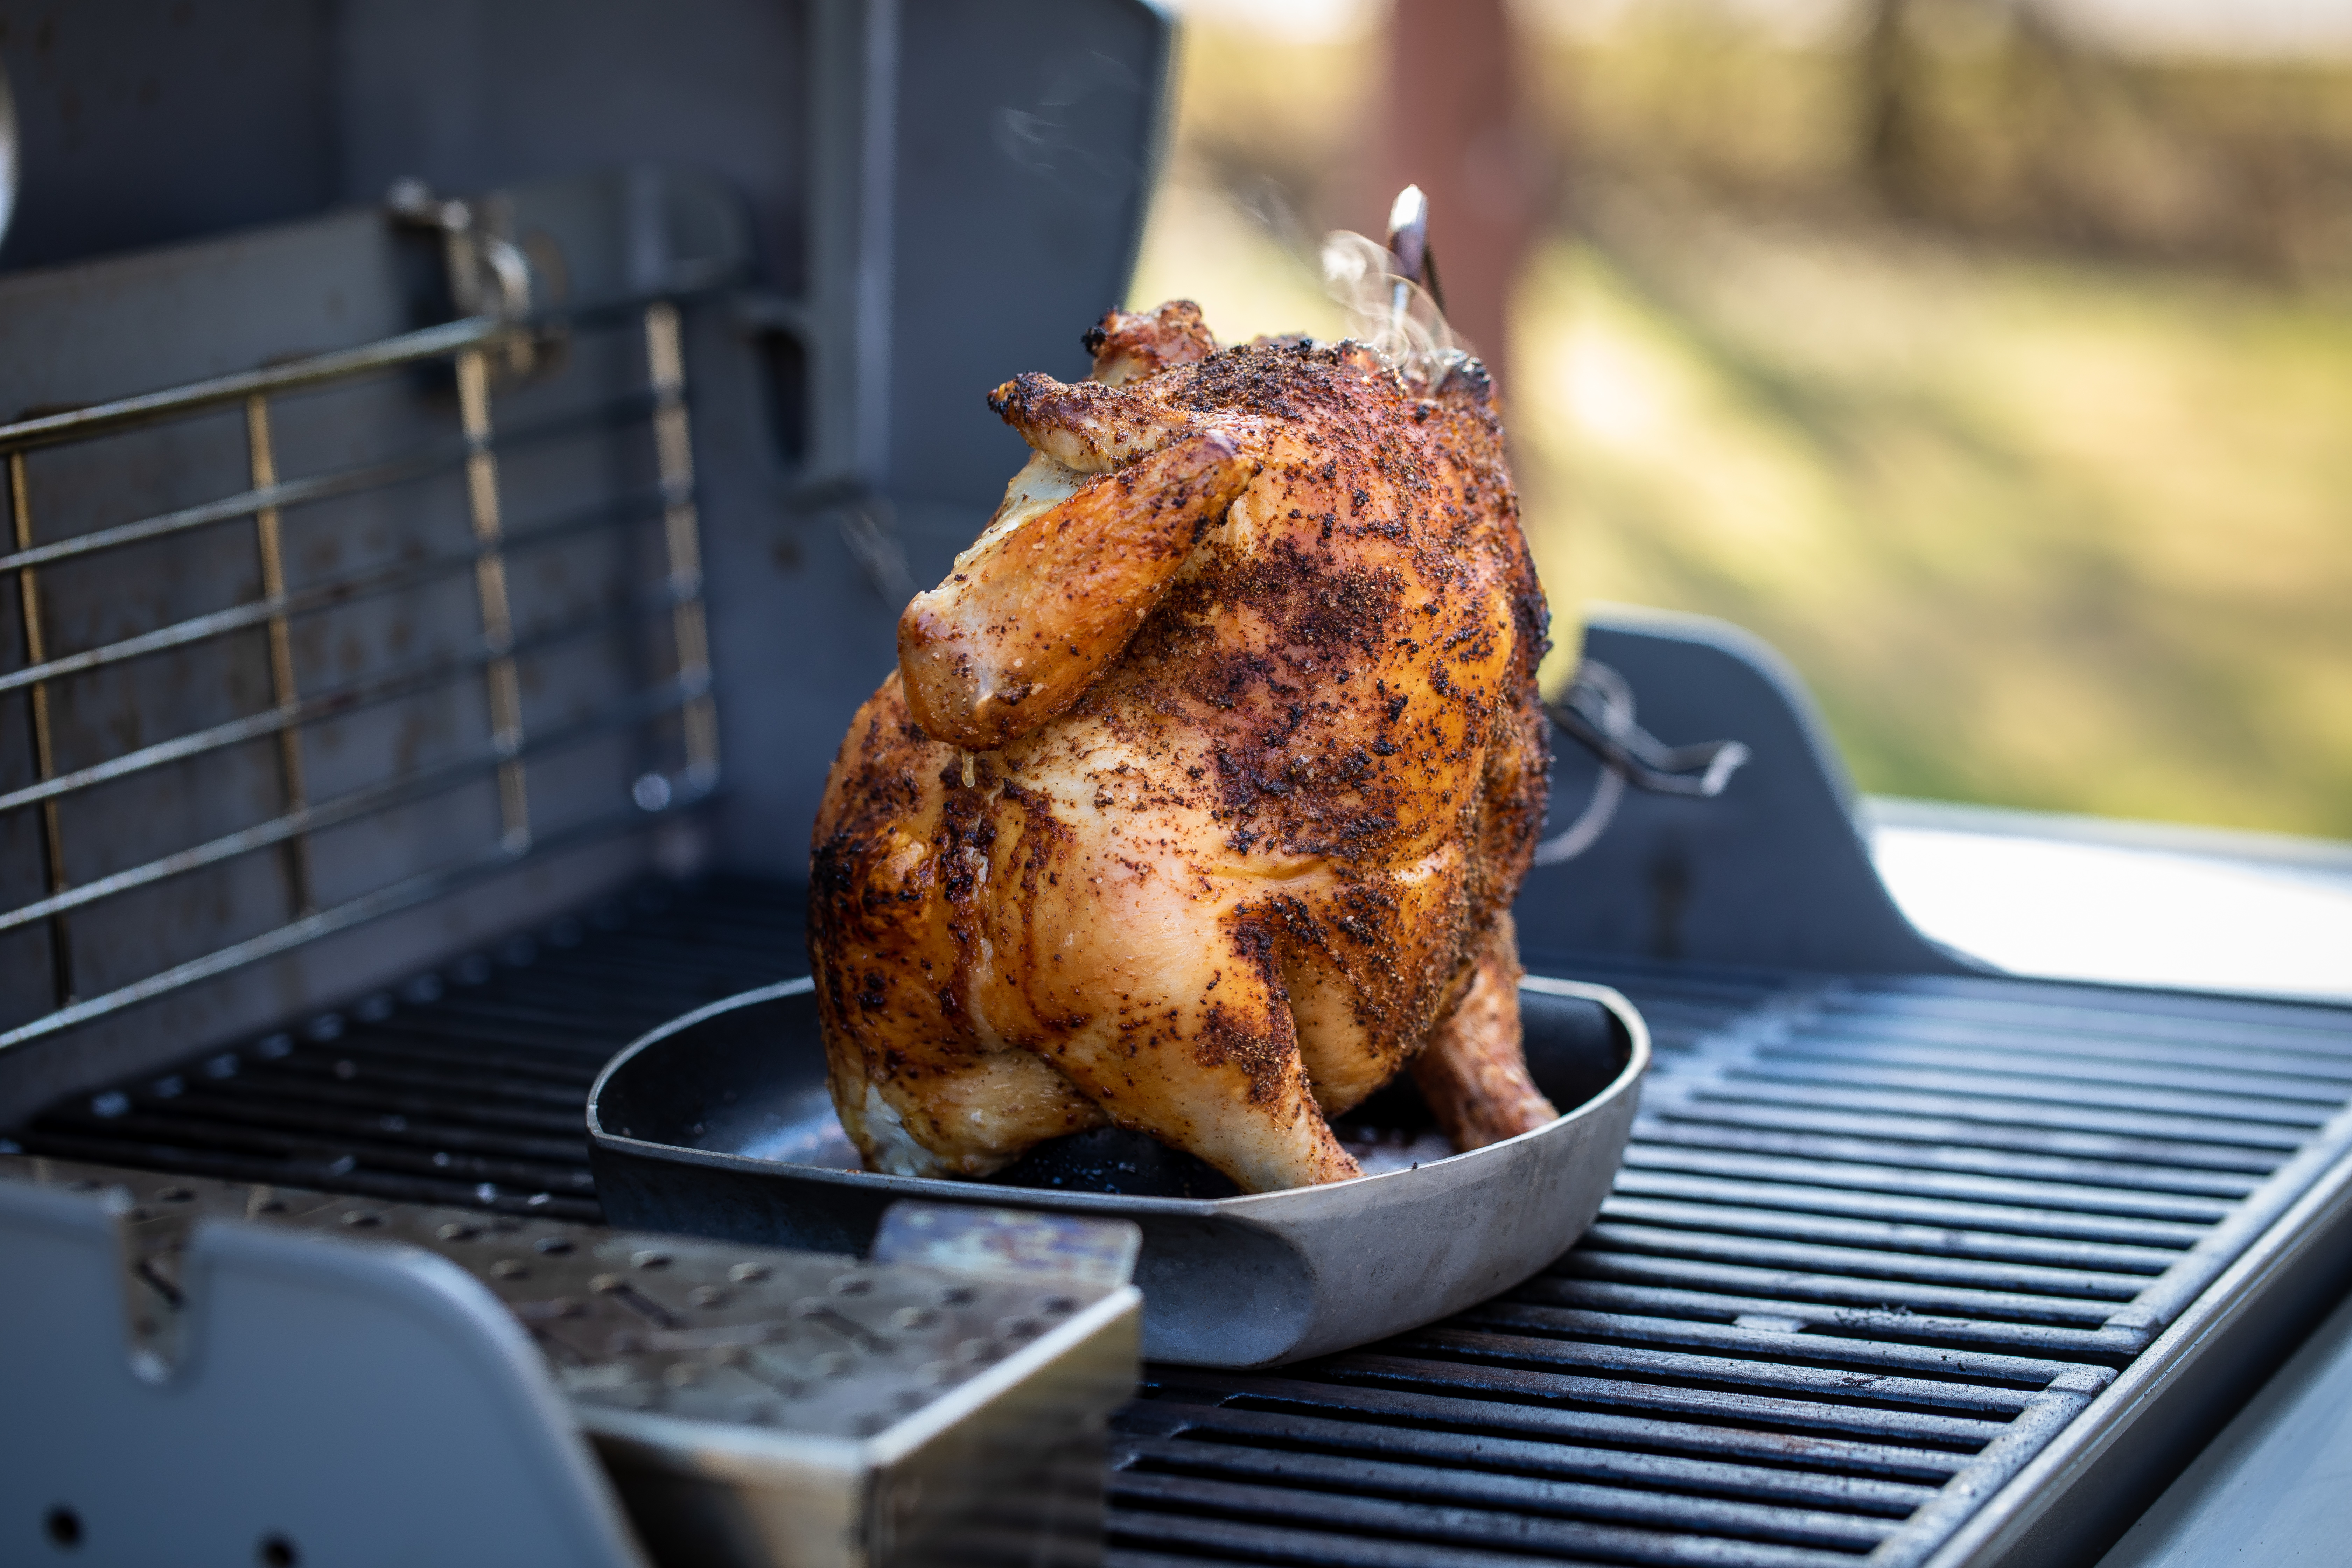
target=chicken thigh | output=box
[809,301,1557,1192]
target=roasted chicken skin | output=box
[809,301,1556,1192]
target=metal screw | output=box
[890,1306,937,1330]
[631,1250,672,1270]
[534,1237,574,1255]
[830,1274,872,1295]
[491,1260,529,1280]
[729,1262,770,1283]
[438,1222,479,1242]
[687,1285,728,1308]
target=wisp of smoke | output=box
[1319,229,1474,390]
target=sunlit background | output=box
[1129,0,2352,852]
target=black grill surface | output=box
[8,878,802,1223]
[16,877,2352,1567]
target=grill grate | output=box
[13,878,2352,1566]
[1106,962,2352,1568]
[7,877,797,1221]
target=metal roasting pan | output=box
[587,976,1649,1366]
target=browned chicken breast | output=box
[809,300,1556,1192]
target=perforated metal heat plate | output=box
[0,1153,1132,1442]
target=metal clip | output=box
[105,1186,195,1384]
[386,177,550,380]
[1537,659,1751,866]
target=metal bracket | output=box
[1537,659,1750,866]
[386,177,532,318]
[1514,606,1974,973]
[386,176,554,381]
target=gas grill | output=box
[5,4,2352,1566]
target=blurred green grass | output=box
[1132,13,2352,840]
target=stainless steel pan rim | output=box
[587,974,1651,1365]
[588,974,1649,1214]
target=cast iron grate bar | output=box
[13,878,2352,1568]
[1112,954,2352,1568]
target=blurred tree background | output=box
[1128,0,2352,840]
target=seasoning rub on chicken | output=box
[809,300,1558,1193]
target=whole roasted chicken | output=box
[809,299,1556,1192]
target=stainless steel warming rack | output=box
[0,258,725,1054]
